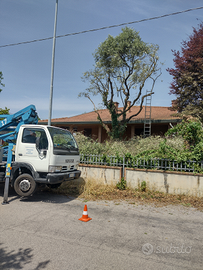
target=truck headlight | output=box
[48,165,62,173]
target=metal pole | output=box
[2,177,10,204]
[48,0,58,126]
[2,143,13,205]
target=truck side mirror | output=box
[42,150,47,156]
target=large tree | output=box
[167,23,203,121]
[80,27,161,139]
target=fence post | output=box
[122,156,125,178]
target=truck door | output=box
[15,127,50,172]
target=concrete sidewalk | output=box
[0,184,203,270]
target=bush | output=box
[75,121,203,172]
[75,132,185,158]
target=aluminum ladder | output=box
[144,90,152,137]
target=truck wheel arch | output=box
[11,163,38,187]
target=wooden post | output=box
[98,125,102,143]
[131,125,134,138]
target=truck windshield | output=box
[47,127,79,152]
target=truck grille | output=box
[61,165,75,172]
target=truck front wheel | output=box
[14,174,37,197]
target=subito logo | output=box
[142,243,154,255]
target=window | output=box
[134,128,144,136]
[47,126,78,150]
[22,128,48,149]
[84,128,92,137]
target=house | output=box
[39,104,181,142]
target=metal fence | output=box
[80,154,203,173]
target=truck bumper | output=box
[35,170,81,184]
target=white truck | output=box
[0,105,81,203]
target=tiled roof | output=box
[39,106,180,124]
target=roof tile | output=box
[40,106,179,123]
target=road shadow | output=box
[0,179,85,204]
[19,188,77,204]
[0,243,50,270]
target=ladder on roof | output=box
[144,90,152,137]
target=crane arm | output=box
[0,105,38,142]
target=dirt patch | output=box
[46,180,203,211]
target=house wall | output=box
[54,122,173,142]
[125,123,170,139]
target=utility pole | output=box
[48,0,58,125]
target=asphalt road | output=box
[0,183,203,270]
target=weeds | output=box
[47,178,203,211]
[141,181,147,192]
[116,177,127,190]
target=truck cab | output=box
[10,124,81,196]
[0,105,81,199]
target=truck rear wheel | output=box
[14,174,37,197]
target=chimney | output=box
[127,101,131,112]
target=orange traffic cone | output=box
[79,205,92,222]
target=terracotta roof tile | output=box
[39,106,179,124]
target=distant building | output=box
[39,105,181,142]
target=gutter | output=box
[39,118,182,126]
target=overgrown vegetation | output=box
[116,177,127,190]
[75,119,203,173]
[75,132,184,157]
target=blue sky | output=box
[1,0,203,120]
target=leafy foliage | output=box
[167,23,203,121]
[75,119,203,172]
[166,119,202,148]
[116,177,127,190]
[80,27,161,139]
[0,107,10,115]
[140,181,147,192]
[75,132,184,158]
[0,107,10,121]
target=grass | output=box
[46,178,203,211]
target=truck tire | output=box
[14,174,37,197]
